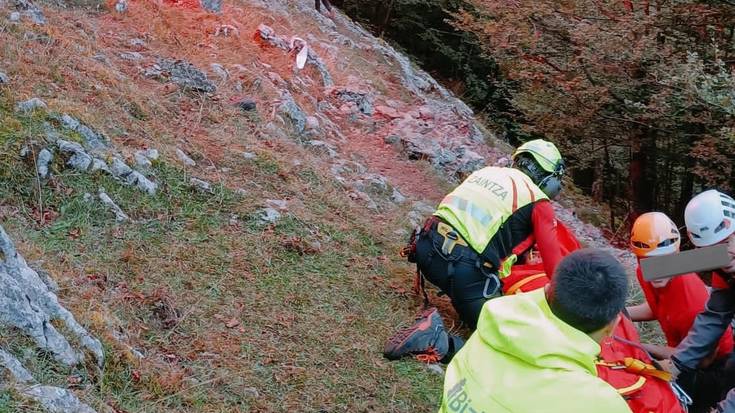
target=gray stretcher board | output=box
[640,244,730,281]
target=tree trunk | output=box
[628,131,656,220]
[378,0,395,38]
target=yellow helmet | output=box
[512,139,564,174]
[512,139,565,199]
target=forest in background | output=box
[337,0,735,233]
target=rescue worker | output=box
[662,190,735,412]
[626,211,734,412]
[384,139,565,361]
[440,249,632,413]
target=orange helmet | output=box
[630,212,681,258]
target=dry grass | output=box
[0,1,453,411]
[0,1,668,412]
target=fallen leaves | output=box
[280,235,321,255]
[225,318,241,329]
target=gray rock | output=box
[242,152,257,160]
[134,151,153,169]
[277,90,307,134]
[0,224,104,367]
[200,0,221,12]
[255,24,333,87]
[242,387,260,398]
[258,208,281,224]
[306,116,320,130]
[143,148,159,160]
[30,264,58,293]
[43,122,61,143]
[15,98,47,113]
[60,114,80,130]
[210,63,228,81]
[495,157,511,167]
[23,385,97,413]
[255,24,290,50]
[407,201,436,228]
[56,140,92,171]
[391,188,407,204]
[99,189,130,222]
[330,160,367,177]
[353,174,392,198]
[36,148,53,179]
[12,0,45,25]
[1,349,97,413]
[236,99,257,112]
[93,53,110,64]
[110,157,133,178]
[9,11,20,22]
[0,348,34,383]
[75,124,107,151]
[425,363,444,376]
[114,0,127,12]
[120,51,143,61]
[384,135,400,145]
[331,87,373,115]
[176,148,196,166]
[149,59,216,93]
[349,190,379,212]
[190,177,212,193]
[129,171,157,195]
[0,72,8,84]
[306,140,337,158]
[90,158,109,173]
[129,38,145,48]
[56,114,108,150]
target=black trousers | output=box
[677,355,735,413]
[415,222,500,330]
[315,0,332,12]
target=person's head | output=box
[630,212,681,288]
[685,189,735,248]
[511,139,565,199]
[546,249,628,342]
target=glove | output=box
[658,358,681,381]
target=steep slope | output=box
[0,0,636,412]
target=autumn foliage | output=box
[454,0,735,228]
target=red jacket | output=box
[636,265,734,360]
[530,201,563,278]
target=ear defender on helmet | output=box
[511,139,565,199]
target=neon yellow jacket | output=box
[439,289,632,413]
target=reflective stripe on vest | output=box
[434,167,548,256]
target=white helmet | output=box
[685,189,735,247]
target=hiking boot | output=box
[383,307,449,362]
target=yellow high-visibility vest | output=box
[434,167,548,270]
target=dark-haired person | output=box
[384,140,566,361]
[662,190,735,412]
[439,249,632,412]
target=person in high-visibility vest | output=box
[660,190,735,412]
[626,211,735,413]
[384,139,565,361]
[439,249,632,413]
